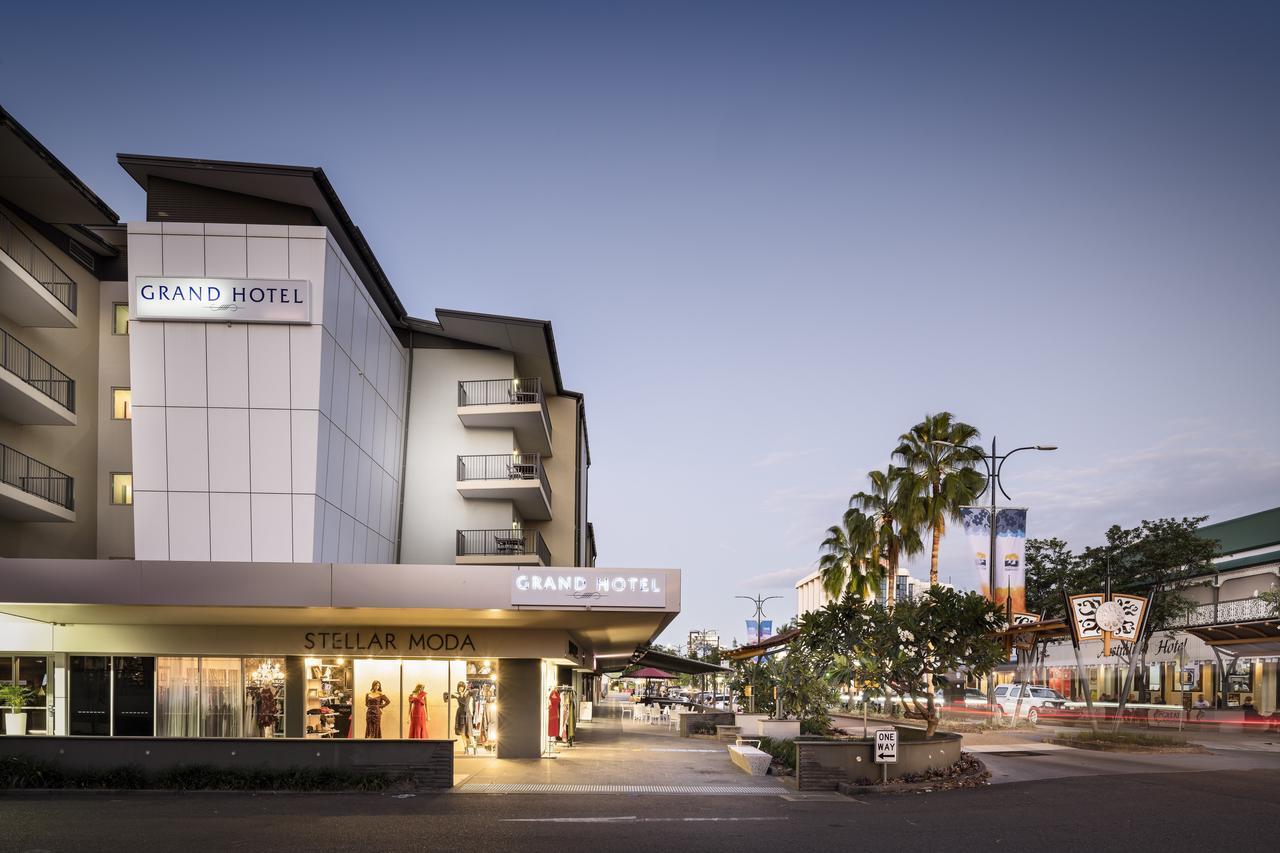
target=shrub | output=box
[0,756,410,791]
[756,736,796,770]
[1059,730,1187,748]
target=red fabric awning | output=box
[624,666,677,679]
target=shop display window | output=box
[113,657,156,736]
[305,658,353,738]
[157,657,200,737]
[69,656,111,736]
[0,655,50,735]
[201,658,243,737]
[245,658,286,737]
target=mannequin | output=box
[548,687,561,739]
[452,681,469,737]
[365,680,391,739]
[408,683,428,739]
[254,685,279,737]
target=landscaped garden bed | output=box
[1049,731,1206,753]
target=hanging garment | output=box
[408,691,428,739]
[560,688,577,742]
[454,695,467,736]
[254,688,279,732]
[365,692,390,739]
[548,689,561,738]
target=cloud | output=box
[751,448,822,468]
[739,565,814,589]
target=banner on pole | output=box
[959,506,1027,611]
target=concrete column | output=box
[498,659,541,759]
[285,656,306,738]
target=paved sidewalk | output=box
[454,703,788,794]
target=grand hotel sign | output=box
[133,276,312,323]
[511,569,667,608]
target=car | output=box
[993,683,1068,724]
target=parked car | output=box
[993,684,1068,724]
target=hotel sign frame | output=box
[133,276,312,324]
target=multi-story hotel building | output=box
[0,104,671,766]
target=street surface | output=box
[4,769,1280,852]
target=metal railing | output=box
[456,453,551,499]
[458,377,551,429]
[0,328,75,412]
[0,442,73,510]
[0,209,77,314]
[456,528,551,565]
[1184,597,1277,627]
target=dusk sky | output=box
[4,2,1278,649]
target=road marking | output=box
[636,748,723,753]
[501,817,789,823]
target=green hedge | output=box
[0,756,412,791]
[756,736,796,770]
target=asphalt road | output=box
[3,769,1280,853]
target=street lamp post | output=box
[935,437,1057,712]
[735,594,781,714]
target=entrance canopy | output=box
[721,628,800,662]
[1187,618,1280,657]
[599,645,731,676]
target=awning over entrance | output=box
[1186,618,1280,657]
[599,646,731,676]
[721,628,800,662]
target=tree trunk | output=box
[925,692,938,738]
[886,543,897,608]
[930,520,943,587]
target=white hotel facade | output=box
[0,105,675,761]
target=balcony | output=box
[456,453,552,521]
[457,378,552,456]
[1184,597,1276,628]
[0,442,74,522]
[0,328,75,425]
[0,209,77,327]
[456,528,551,566]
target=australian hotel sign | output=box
[511,569,668,608]
[134,276,312,323]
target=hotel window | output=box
[110,472,133,506]
[112,303,130,335]
[111,387,131,420]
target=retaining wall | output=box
[796,727,962,791]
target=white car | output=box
[993,684,1068,725]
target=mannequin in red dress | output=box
[548,688,561,739]
[408,684,428,739]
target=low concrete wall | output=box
[679,711,735,737]
[0,737,454,788]
[796,727,963,791]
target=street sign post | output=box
[874,728,897,783]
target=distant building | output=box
[795,567,953,617]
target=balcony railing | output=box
[0,209,76,314]
[456,528,551,565]
[0,442,73,510]
[1184,597,1277,627]
[0,328,75,412]
[459,377,550,428]
[456,453,551,498]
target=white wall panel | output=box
[336,268,355,355]
[249,408,292,493]
[246,236,288,279]
[292,493,320,563]
[132,490,169,559]
[168,492,211,561]
[162,234,204,277]
[163,323,207,407]
[130,406,167,491]
[250,493,293,561]
[204,235,247,278]
[207,408,250,493]
[247,325,291,409]
[206,323,249,408]
[321,501,341,562]
[289,325,323,410]
[209,492,252,561]
[290,409,320,495]
[165,407,210,492]
[128,321,167,407]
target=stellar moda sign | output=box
[134,276,312,323]
[511,569,666,608]
[302,631,475,653]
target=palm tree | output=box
[817,508,882,602]
[849,465,927,607]
[893,413,985,587]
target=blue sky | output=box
[4,2,1278,649]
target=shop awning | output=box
[1186,618,1280,657]
[721,628,800,662]
[624,667,677,680]
[598,646,731,676]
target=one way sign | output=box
[875,728,898,763]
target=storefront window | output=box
[245,658,286,737]
[305,658,353,738]
[201,657,243,737]
[157,657,200,737]
[69,656,111,736]
[113,657,155,736]
[0,656,50,735]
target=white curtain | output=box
[201,658,243,738]
[157,657,200,737]
[1260,662,1277,716]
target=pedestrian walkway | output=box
[455,702,789,795]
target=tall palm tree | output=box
[818,508,882,602]
[850,465,927,607]
[893,413,985,587]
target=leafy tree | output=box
[893,413,985,587]
[818,508,882,601]
[850,465,926,607]
[1024,537,1076,619]
[764,647,836,729]
[799,588,1005,737]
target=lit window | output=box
[111,387,132,420]
[112,303,130,335]
[110,472,133,506]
